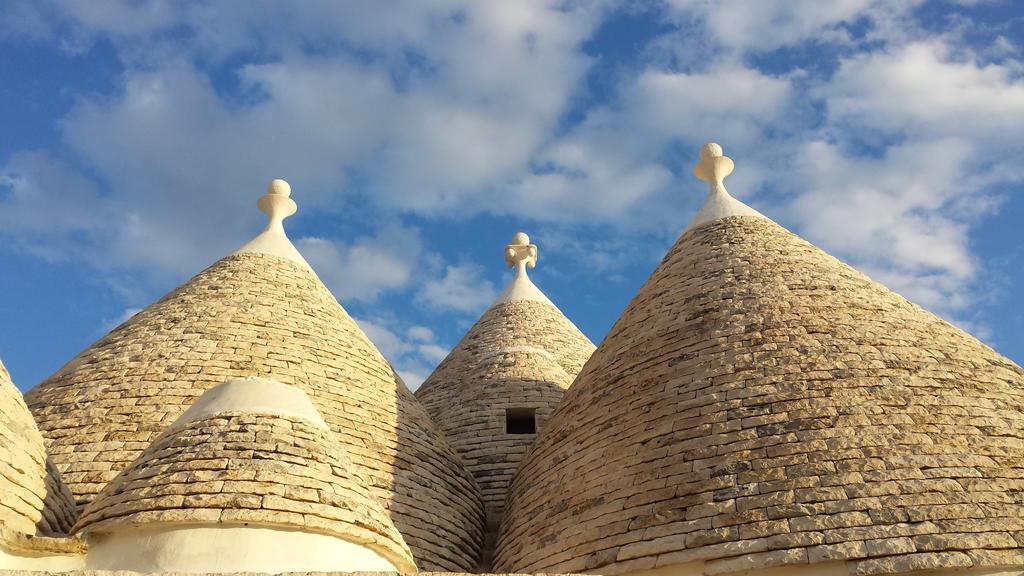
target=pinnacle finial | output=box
[683,142,767,231]
[505,231,538,270]
[234,178,311,268]
[693,142,735,188]
[257,178,297,229]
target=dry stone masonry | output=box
[418,299,594,398]
[76,395,416,571]
[0,358,78,556]
[494,145,1024,576]
[25,250,485,571]
[416,234,596,569]
[437,345,572,518]
[4,147,1023,576]
[415,244,596,502]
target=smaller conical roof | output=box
[495,144,1024,576]
[76,377,416,572]
[417,231,595,410]
[416,233,595,569]
[0,357,77,551]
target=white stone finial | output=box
[505,231,538,270]
[495,231,552,306]
[234,178,312,269]
[693,142,734,187]
[257,178,297,229]
[684,142,767,232]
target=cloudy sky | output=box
[1,0,1022,390]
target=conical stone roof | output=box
[495,145,1024,576]
[417,232,595,410]
[0,357,77,550]
[416,233,595,516]
[452,346,573,515]
[25,180,485,571]
[76,377,417,572]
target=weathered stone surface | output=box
[416,299,593,520]
[76,411,416,572]
[705,547,808,575]
[850,551,973,575]
[0,527,84,556]
[0,357,77,551]
[24,252,485,571]
[864,537,916,557]
[806,541,867,563]
[493,216,1024,574]
[416,290,595,569]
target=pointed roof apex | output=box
[235,178,312,269]
[496,231,553,305]
[685,142,768,232]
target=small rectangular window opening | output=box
[505,407,537,434]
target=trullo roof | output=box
[0,357,77,551]
[494,144,1024,576]
[25,180,485,571]
[449,345,574,512]
[416,231,595,410]
[75,377,417,572]
[416,232,596,569]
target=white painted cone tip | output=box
[235,178,312,269]
[685,142,767,232]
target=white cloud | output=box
[297,224,423,302]
[510,64,792,232]
[417,343,450,365]
[664,0,923,53]
[0,1,614,279]
[818,41,1024,141]
[57,60,404,276]
[406,326,435,342]
[784,39,1024,321]
[789,139,985,311]
[0,0,60,41]
[417,264,498,314]
[354,316,414,360]
[2,0,1022,353]
[0,151,112,262]
[397,369,430,392]
[58,0,179,39]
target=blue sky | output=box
[1,0,1022,390]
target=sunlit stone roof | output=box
[494,144,1024,576]
[76,377,417,572]
[25,181,485,571]
[0,357,77,553]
